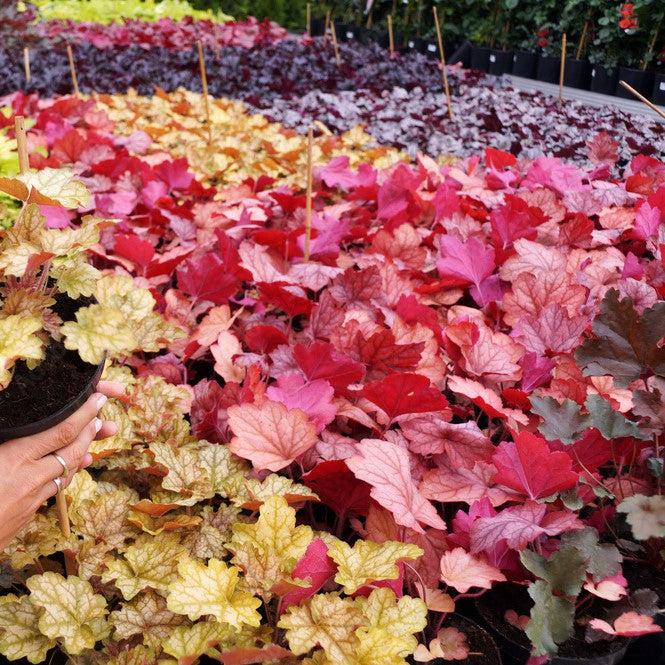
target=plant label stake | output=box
[330,21,341,66]
[433,7,453,120]
[196,40,211,142]
[559,32,567,107]
[15,115,72,543]
[388,14,395,56]
[306,3,312,37]
[323,10,331,47]
[619,80,665,121]
[304,126,314,262]
[576,21,589,60]
[23,46,30,83]
[66,43,80,97]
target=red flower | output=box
[538,38,549,48]
[619,17,637,29]
[536,27,549,38]
[620,3,635,16]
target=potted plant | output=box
[559,0,598,90]
[654,43,665,103]
[0,160,182,440]
[488,0,519,76]
[509,0,560,79]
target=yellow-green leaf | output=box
[0,595,56,664]
[0,315,44,388]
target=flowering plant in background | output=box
[619,3,638,30]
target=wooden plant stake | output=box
[23,47,30,83]
[323,10,331,47]
[66,43,80,97]
[304,126,314,262]
[619,80,665,121]
[432,7,453,120]
[388,14,395,56]
[558,32,567,106]
[330,20,341,66]
[576,21,589,60]
[196,40,211,141]
[306,3,312,37]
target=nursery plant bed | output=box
[476,584,629,665]
[0,295,104,441]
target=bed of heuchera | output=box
[1,39,663,166]
[1,80,665,665]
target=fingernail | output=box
[93,418,103,433]
[82,453,93,468]
[95,394,107,410]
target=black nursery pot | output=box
[564,58,592,90]
[310,17,325,36]
[476,584,629,665]
[407,614,502,665]
[418,38,440,59]
[335,23,355,42]
[590,64,618,95]
[489,49,514,76]
[0,296,105,442]
[402,36,423,55]
[512,51,538,78]
[615,66,655,99]
[469,45,491,72]
[652,73,665,105]
[536,54,560,83]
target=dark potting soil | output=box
[477,583,628,660]
[0,295,101,435]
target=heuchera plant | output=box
[1,89,665,664]
[0,163,182,388]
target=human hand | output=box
[0,381,124,551]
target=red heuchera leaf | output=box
[279,538,337,610]
[114,232,155,269]
[154,157,194,191]
[294,341,366,393]
[490,194,546,251]
[258,282,314,317]
[346,438,446,533]
[492,432,578,500]
[350,329,424,379]
[245,325,288,354]
[227,399,317,471]
[486,147,517,170]
[329,266,382,305]
[302,460,371,517]
[470,501,582,552]
[265,373,336,433]
[395,294,442,343]
[361,373,450,421]
[377,163,424,226]
[586,132,619,165]
[177,253,240,305]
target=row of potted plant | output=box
[310,0,665,105]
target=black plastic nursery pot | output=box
[536,54,561,83]
[402,36,423,55]
[590,64,619,95]
[310,17,325,36]
[489,49,514,76]
[0,296,105,442]
[469,45,491,72]
[450,40,472,67]
[476,584,630,665]
[512,51,538,79]
[564,58,592,90]
[615,66,655,100]
[407,614,502,665]
[653,73,665,105]
[418,38,440,59]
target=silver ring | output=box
[52,453,68,478]
[52,477,63,493]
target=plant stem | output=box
[642,13,664,71]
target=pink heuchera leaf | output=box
[633,202,661,240]
[346,438,446,533]
[436,235,495,292]
[227,399,317,471]
[589,612,663,637]
[512,304,588,355]
[316,155,358,189]
[266,373,336,433]
[470,501,582,552]
[584,573,628,601]
[439,547,505,592]
[154,157,194,191]
[279,538,337,610]
[39,204,73,229]
[586,132,619,165]
[492,432,578,500]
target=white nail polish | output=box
[93,418,103,433]
[96,394,107,410]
